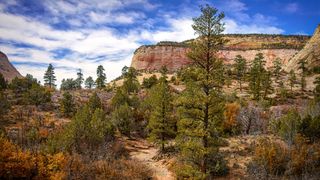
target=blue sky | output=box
[0,0,319,86]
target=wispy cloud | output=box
[0,0,288,87]
[215,0,284,34]
[0,0,195,86]
[284,3,299,13]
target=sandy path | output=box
[121,137,175,180]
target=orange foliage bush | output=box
[253,137,288,175]
[250,135,320,177]
[0,136,67,179]
[0,136,36,178]
[0,135,152,179]
[223,103,240,135]
[287,135,320,175]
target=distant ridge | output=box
[0,51,23,81]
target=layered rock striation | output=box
[131,34,310,72]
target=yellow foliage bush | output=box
[0,135,36,178]
[0,135,152,179]
[251,135,320,177]
[253,137,288,175]
[0,136,67,179]
[223,102,240,135]
[287,135,320,175]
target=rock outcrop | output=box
[285,25,320,71]
[0,51,22,81]
[131,34,310,72]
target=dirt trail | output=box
[120,137,175,180]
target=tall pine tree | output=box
[298,59,307,91]
[76,69,84,89]
[122,67,139,94]
[96,65,106,89]
[147,68,175,152]
[289,70,296,92]
[261,70,273,99]
[234,55,247,92]
[249,53,266,100]
[44,64,56,88]
[59,91,76,118]
[272,58,282,83]
[176,5,227,178]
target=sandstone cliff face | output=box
[219,49,298,67]
[131,34,309,72]
[285,25,320,71]
[131,46,190,71]
[0,51,22,81]
[132,46,299,72]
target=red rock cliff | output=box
[131,34,310,72]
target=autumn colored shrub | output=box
[92,158,152,180]
[0,135,36,178]
[286,135,320,176]
[250,137,289,176]
[223,102,240,135]
[249,135,320,178]
[0,135,67,179]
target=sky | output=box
[0,0,319,87]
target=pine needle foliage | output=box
[175,5,228,178]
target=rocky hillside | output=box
[285,25,320,71]
[0,51,22,81]
[131,34,310,72]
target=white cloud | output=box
[0,0,287,88]
[224,19,284,34]
[216,0,250,22]
[140,18,195,42]
[88,11,145,24]
[44,0,157,17]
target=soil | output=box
[120,136,175,180]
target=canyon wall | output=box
[131,34,310,72]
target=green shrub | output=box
[59,91,76,118]
[112,103,133,136]
[142,75,158,89]
[270,109,301,145]
[299,115,320,142]
[0,73,7,90]
[0,92,10,120]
